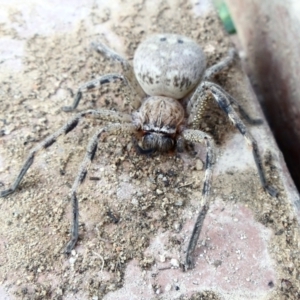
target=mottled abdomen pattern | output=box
[133,34,206,99]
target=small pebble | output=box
[131,198,138,205]
[159,255,166,263]
[170,258,179,268]
[165,284,172,292]
[195,159,203,170]
[156,189,163,195]
[69,257,76,264]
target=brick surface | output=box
[0,0,299,299]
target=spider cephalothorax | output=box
[0,33,277,270]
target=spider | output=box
[0,33,277,270]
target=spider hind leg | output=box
[208,82,278,197]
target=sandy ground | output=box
[0,0,299,299]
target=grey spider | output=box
[0,33,277,270]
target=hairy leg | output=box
[64,40,146,112]
[203,48,235,81]
[91,41,131,72]
[207,81,277,197]
[181,129,214,269]
[65,123,136,254]
[187,77,276,196]
[0,109,131,198]
[62,73,126,112]
[92,41,145,107]
[187,48,236,121]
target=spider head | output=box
[132,96,184,154]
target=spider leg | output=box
[187,74,277,196]
[187,48,235,118]
[181,129,214,270]
[62,73,126,112]
[91,41,132,72]
[206,81,278,197]
[0,109,131,198]
[217,86,263,125]
[186,81,209,127]
[65,123,136,254]
[203,48,236,81]
[63,41,146,112]
[92,40,146,105]
[63,42,128,113]
[187,83,262,129]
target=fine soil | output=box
[0,0,299,299]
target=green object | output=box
[214,1,236,34]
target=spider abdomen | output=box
[133,34,206,99]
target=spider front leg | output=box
[181,129,214,270]
[65,123,136,254]
[0,109,131,198]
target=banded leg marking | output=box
[208,83,278,197]
[65,123,136,254]
[181,129,214,269]
[91,41,131,72]
[203,48,235,81]
[62,74,126,112]
[91,40,146,105]
[187,48,235,127]
[0,110,131,198]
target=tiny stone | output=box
[131,198,139,205]
[159,255,166,262]
[156,189,163,195]
[173,222,181,231]
[195,159,203,170]
[175,200,183,206]
[165,284,172,292]
[69,257,76,264]
[170,258,179,268]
